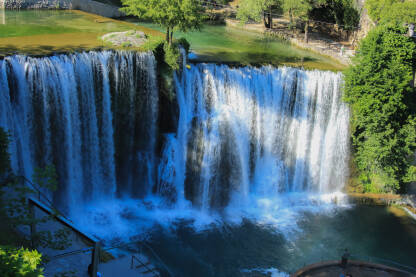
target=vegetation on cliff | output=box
[344,24,416,193]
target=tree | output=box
[310,0,359,30]
[0,246,43,277]
[237,0,282,28]
[120,0,205,45]
[344,24,416,193]
[282,0,326,42]
[365,0,416,25]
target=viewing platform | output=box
[291,260,415,277]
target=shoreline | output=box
[347,193,416,219]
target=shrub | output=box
[344,24,416,193]
[0,246,43,277]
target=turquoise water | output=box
[144,206,416,276]
[132,22,345,71]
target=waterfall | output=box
[158,64,350,209]
[1,50,349,219]
[0,51,158,213]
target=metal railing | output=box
[350,254,416,275]
[16,175,73,223]
[131,255,159,276]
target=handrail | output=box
[350,254,416,274]
[101,240,173,276]
[140,241,174,277]
[16,175,73,223]
[50,246,94,260]
[131,255,159,276]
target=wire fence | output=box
[198,0,361,31]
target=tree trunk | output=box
[166,27,170,44]
[268,6,272,29]
[263,12,268,28]
[304,20,309,43]
[170,31,173,46]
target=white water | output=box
[0,51,158,214]
[0,51,350,240]
[158,63,350,210]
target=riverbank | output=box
[225,18,354,66]
[348,193,416,220]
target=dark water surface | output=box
[143,205,416,277]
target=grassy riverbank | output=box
[0,10,163,56]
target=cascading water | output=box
[158,63,350,210]
[0,51,158,214]
[0,50,350,237]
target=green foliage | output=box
[164,43,181,70]
[1,173,72,250]
[120,0,204,44]
[0,246,43,277]
[365,0,416,24]
[237,0,282,26]
[0,134,71,250]
[283,0,312,21]
[0,128,11,176]
[142,35,189,70]
[344,24,416,193]
[310,0,359,30]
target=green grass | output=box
[131,22,345,71]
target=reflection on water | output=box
[1,9,5,25]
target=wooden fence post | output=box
[28,199,37,248]
[91,241,100,277]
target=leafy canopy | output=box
[344,24,416,193]
[237,0,281,24]
[120,0,204,44]
[0,246,43,277]
[365,0,416,24]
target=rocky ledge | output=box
[101,30,147,48]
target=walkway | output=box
[99,254,160,277]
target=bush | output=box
[163,43,181,70]
[344,24,416,193]
[0,246,43,277]
[365,0,416,24]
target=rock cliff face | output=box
[354,0,375,42]
[1,0,123,18]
